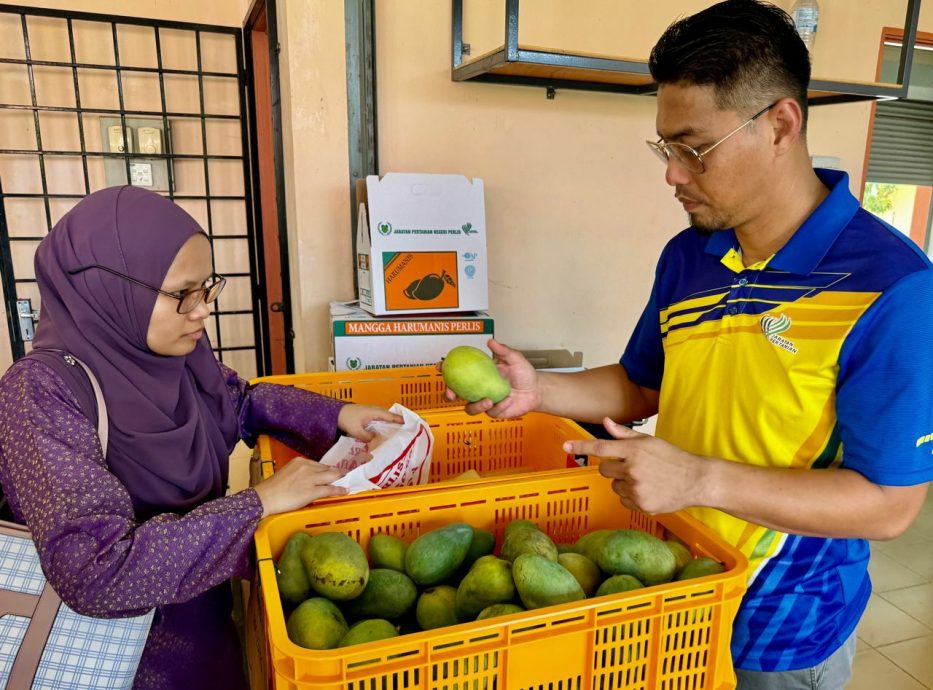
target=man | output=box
[452,1,933,687]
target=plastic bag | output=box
[318,404,433,494]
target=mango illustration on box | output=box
[441,345,511,403]
[404,270,456,301]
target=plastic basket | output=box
[255,407,596,484]
[254,468,748,690]
[250,366,457,410]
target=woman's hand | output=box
[337,404,404,442]
[252,457,347,517]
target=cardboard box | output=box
[331,301,493,371]
[356,173,488,315]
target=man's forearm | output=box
[699,459,928,541]
[536,364,659,424]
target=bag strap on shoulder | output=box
[22,349,107,456]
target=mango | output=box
[595,574,644,597]
[276,531,313,605]
[476,603,525,620]
[455,555,516,621]
[665,539,693,574]
[286,597,348,650]
[555,543,577,555]
[405,523,474,586]
[512,553,585,610]
[300,532,370,601]
[342,568,418,621]
[558,552,601,597]
[442,346,511,403]
[368,533,408,572]
[416,585,459,630]
[574,529,614,565]
[338,619,399,647]
[453,529,497,581]
[597,530,677,586]
[442,469,482,483]
[501,527,558,562]
[503,519,539,541]
[676,556,726,581]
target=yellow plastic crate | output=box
[255,406,597,484]
[250,365,457,411]
[254,468,748,690]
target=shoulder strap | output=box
[22,350,106,456]
[69,356,108,458]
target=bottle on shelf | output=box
[791,0,820,51]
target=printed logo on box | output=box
[377,221,393,236]
[346,356,363,370]
[383,252,459,310]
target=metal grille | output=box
[0,4,263,379]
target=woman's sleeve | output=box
[219,363,346,459]
[0,361,264,619]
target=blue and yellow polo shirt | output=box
[621,168,933,672]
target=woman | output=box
[0,186,400,689]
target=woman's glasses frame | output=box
[68,264,226,314]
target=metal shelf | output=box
[452,0,922,105]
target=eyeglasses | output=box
[646,102,777,174]
[68,264,226,314]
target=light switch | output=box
[107,125,131,153]
[137,126,162,155]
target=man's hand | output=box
[442,338,541,418]
[563,418,707,515]
[337,404,404,442]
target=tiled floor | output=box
[848,490,933,689]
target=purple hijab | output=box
[32,186,239,517]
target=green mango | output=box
[368,533,408,572]
[595,574,644,597]
[476,603,525,620]
[300,532,370,601]
[557,552,601,597]
[405,523,474,586]
[276,531,314,605]
[455,555,516,621]
[415,586,459,631]
[442,346,511,403]
[338,619,399,647]
[342,568,418,621]
[501,527,558,562]
[286,598,348,650]
[512,553,585,610]
[503,519,539,541]
[675,556,726,581]
[665,539,693,574]
[597,530,677,586]
[574,529,614,566]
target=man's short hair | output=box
[649,0,811,127]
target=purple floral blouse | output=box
[0,358,345,689]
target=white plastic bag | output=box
[319,404,433,494]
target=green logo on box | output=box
[346,357,362,370]
[461,222,476,235]
[377,221,393,236]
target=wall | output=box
[369,0,928,369]
[276,0,354,373]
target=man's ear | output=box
[769,97,804,156]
